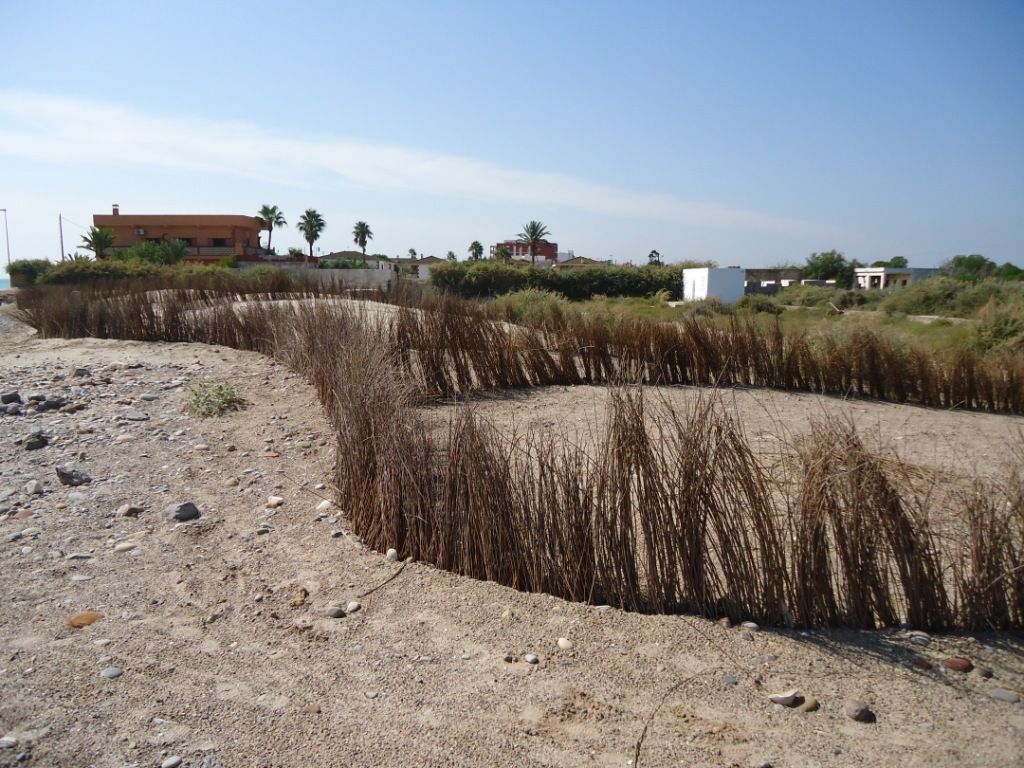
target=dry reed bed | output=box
[15,280,1024,629]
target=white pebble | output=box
[386,548,399,562]
[557,637,573,650]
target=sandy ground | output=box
[1,309,1022,768]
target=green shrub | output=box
[687,297,732,317]
[492,288,575,325]
[38,259,169,284]
[111,240,188,265]
[7,259,53,287]
[774,284,871,309]
[880,277,1020,318]
[974,298,1024,352]
[430,261,712,300]
[735,294,783,314]
[185,382,246,417]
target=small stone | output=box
[768,689,799,707]
[504,653,515,663]
[66,610,104,628]
[161,757,183,768]
[113,541,136,553]
[943,656,973,673]
[100,666,123,679]
[1,392,22,405]
[24,480,43,495]
[911,658,933,671]
[325,606,346,618]
[266,496,284,508]
[345,601,361,614]
[331,530,344,539]
[364,691,378,700]
[224,477,240,488]
[0,736,16,749]
[989,688,1021,704]
[718,617,732,629]
[55,466,91,486]
[24,433,48,450]
[524,654,539,665]
[740,630,754,641]
[72,367,92,378]
[386,548,399,562]
[314,483,326,490]
[798,696,820,713]
[909,631,931,646]
[723,673,738,687]
[256,526,272,535]
[557,637,573,650]
[844,700,874,722]
[116,504,144,518]
[316,499,334,512]
[161,502,200,522]
[302,705,321,714]
[740,621,759,630]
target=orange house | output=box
[92,204,264,262]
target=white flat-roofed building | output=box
[682,267,745,304]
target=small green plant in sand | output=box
[185,382,246,417]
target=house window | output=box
[211,238,228,247]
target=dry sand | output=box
[1,309,1022,768]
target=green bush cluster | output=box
[492,288,576,324]
[430,261,713,300]
[878,276,1021,318]
[7,259,53,287]
[773,284,874,309]
[319,257,370,269]
[38,259,170,284]
[110,240,189,265]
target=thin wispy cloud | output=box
[0,91,811,234]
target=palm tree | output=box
[81,226,115,259]
[495,245,512,262]
[296,209,326,263]
[517,220,551,266]
[256,205,286,254]
[468,241,483,261]
[408,248,418,259]
[352,221,373,255]
[648,249,662,266]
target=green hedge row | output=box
[429,261,711,300]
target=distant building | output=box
[744,267,803,294]
[92,204,263,262]
[682,267,745,304]
[490,239,558,264]
[392,255,444,281]
[854,266,941,290]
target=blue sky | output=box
[1,0,1022,272]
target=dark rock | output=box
[162,502,200,522]
[72,368,92,378]
[56,466,91,486]
[24,433,48,450]
[1,392,21,405]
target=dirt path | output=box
[1,314,1021,768]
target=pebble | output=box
[314,483,326,490]
[161,757,183,768]
[386,548,399,562]
[331,531,344,538]
[224,477,239,487]
[740,630,754,641]
[504,653,515,663]
[325,606,346,618]
[364,691,379,700]
[116,504,144,518]
[943,656,973,673]
[345,601,362,614]
[909,631,931,646]
[723,673,738,687]
[768,689,799,707]
[266,496,284,508]
[844,700,874,722]
[113,541,136,553]
[100,666,123,679]
[524,654,539,665]
[24,433,48,450]
[990,688,1021,704]
[162,502,200,522]
[315,499,334,512]
[66,611,103,628]
[557,637,573,650]
[798,696,820,713]
[740,621,759,630]
[24,480,43,495]
[0,736,15,749]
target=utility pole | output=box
[59,214,66,261]
[0,209,10,270]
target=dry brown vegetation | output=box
[15,278,1024,629]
